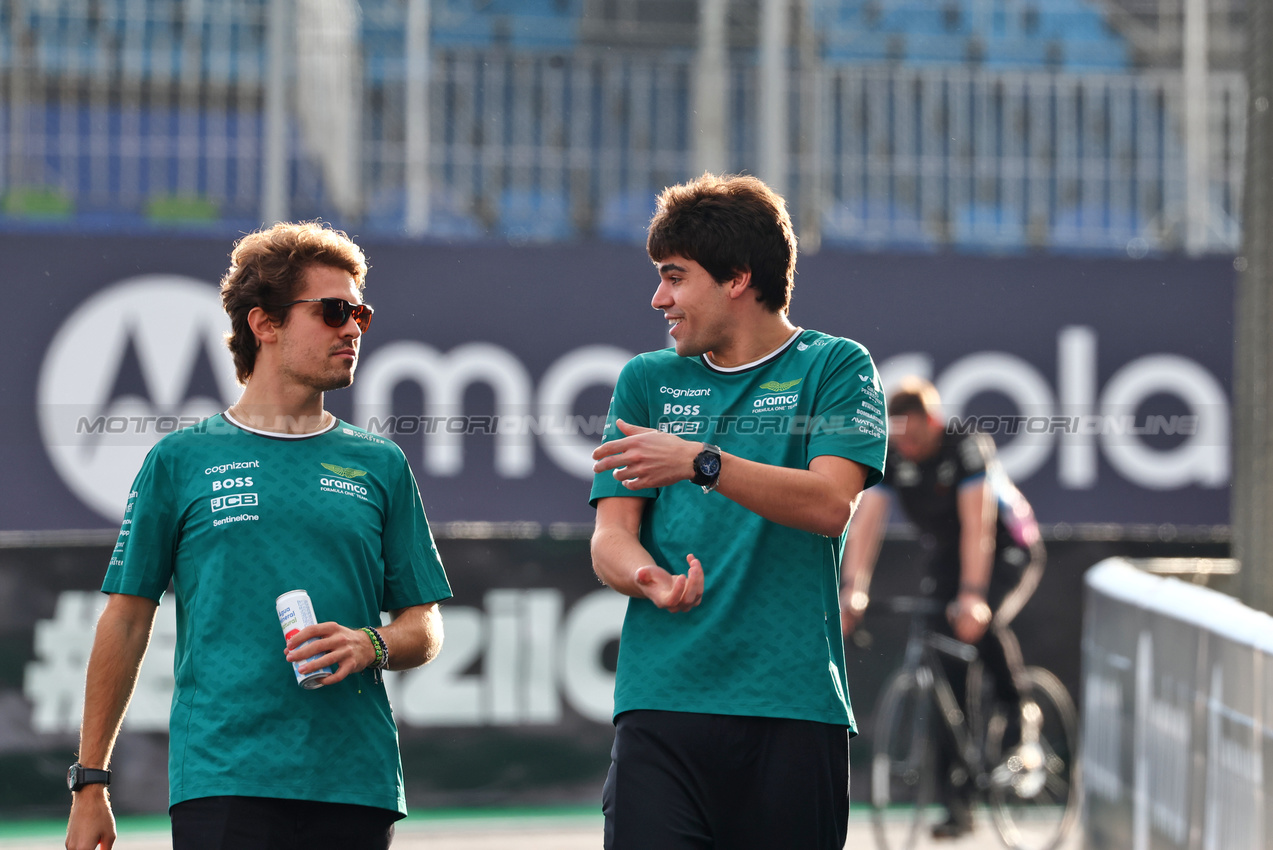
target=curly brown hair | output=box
[646,173,797,314]
[219,221,368,384]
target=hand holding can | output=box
[276,590,336,688]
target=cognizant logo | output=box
[38,276,239,521]
[659,386,711,398]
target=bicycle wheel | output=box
[869,669,939,850]
[984,666,1080,850]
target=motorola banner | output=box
[7,233,1233,531]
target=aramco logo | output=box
[38,276,239,520]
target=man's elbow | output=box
[412,607,444,667]
[816,494,860,537]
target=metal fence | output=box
[0,0,1247,255]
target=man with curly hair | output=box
[66,222,451,850]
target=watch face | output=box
[67,765,78,790]
[698,454,720,476]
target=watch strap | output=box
[68,763,111,791]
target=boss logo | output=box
[211,477,254,491]
[663,403,701,416]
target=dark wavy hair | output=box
[646,173,797,314]
[219,221,368,384]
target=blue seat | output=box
[952,202,1027,252]
[906,33,969,64]
[364,188,487,240]
[1049,205,1141,253]
[983,36,1053,69]
[499,188,574,242]
[823,32,897,63]
[597,191,658,244]
[821,199,937,252]
[1061,39,1129,70]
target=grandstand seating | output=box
[498,187,575,242]
[432,0,582,50]
[817,0,1128,70]
[0,0,1240,257]
[597,191,659,245]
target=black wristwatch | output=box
[67,763,111,792]
[691,443,722,493]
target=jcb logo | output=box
[211,493,259,512]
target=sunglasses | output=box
[269,297,373,332]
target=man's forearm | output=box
[77,594,157,768]
[957,482,996,596]
[591,523,658,598]
[715,453,864,537]
[842,489,889,596]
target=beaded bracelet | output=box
[366,626,389,669]
[360,627,382,667]
[360,626,390,683]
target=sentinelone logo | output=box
[38,276,239,521]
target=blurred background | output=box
[0,0,1256,845]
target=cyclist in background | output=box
[841,377,1045,840]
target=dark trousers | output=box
[603,709,851,850]
[170,796,398,850]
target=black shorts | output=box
[603,710,850,850]
[170,795,399,850]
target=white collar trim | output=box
[222,409,339,440]
[701,328,804,373]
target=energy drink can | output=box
[276,589,335,689]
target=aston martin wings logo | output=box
[321,463,368,479]
[759,379,802,392]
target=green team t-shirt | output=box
[103,412,452,814]
[589,329,887,730]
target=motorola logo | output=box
[38,276,239,520]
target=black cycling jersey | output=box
[882,429,1039,580]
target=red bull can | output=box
[276,589,334,689]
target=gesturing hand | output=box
[592,419,701,490]
[635,554,705,613]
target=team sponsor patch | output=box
[321,462,368,479]
[658,420,703,435]
[211,492,259,513]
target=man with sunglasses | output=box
[66,222,451,850]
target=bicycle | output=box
[865,597,1079,850]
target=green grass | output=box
[0,814,167,839]
[145,195,220,224]
[2,188,73,220]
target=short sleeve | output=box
[101,445,179,601]
[590,356,658,506]
[806,342,888,489]
[381,454,453,610]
